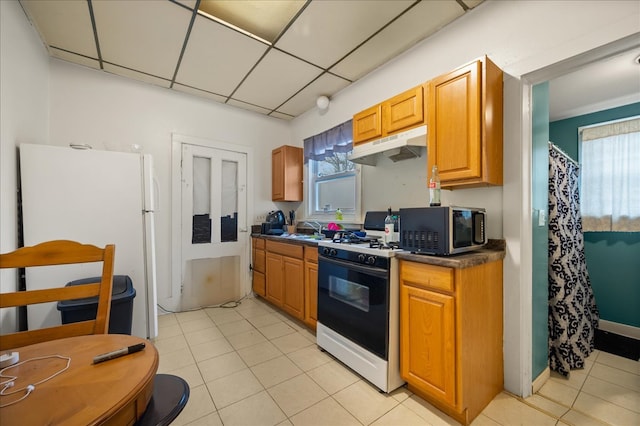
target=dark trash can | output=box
[57,275,136,335]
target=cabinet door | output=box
[384,85,424,134]
[401,284,456,407]
[253,246,266,274]
[282,256,304,320]
[353,104,383,144]
[427,60,481,183]
[304,261,318,329]
[253,270,266,297]
[272,146,302,202]
[266,253,284,305]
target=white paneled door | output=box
[176,142,248,310]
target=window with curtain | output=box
[580,116,640,232]
[304,120,360,220]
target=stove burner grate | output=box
[369,240,400,250]
[331,231,379,245]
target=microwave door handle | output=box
[473,212,486,244]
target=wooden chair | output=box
[0,240,115,351]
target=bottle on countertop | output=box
[384,208,395,244]
[429,165,441,207]
[335,208,343,221]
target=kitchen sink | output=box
[280,234,325,243]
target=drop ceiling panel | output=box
[103,63,172,88]
[173,84,228,103]
[50,48,100,70]
[22,0,97,58]
[233,49,323,110]
[176,15,269,96]
[277,73,351,116]
[226,99,272,115]
[331,0,465,80]
[275,0,414,69]
[92,0,192,80]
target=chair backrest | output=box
[0,240,115,351]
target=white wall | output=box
[290,0,640,396]
[47,60,293,307]
[0,0,50,333]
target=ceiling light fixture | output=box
[635,54,640,65]
[316,95,330,110]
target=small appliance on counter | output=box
[261,210,286,235]
[399,206,486,255]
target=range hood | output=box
[349,125,426,166]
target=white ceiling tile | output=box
[461,0,485,9]
[233,49,323,110]
[175,0,198,10]
[269,111,294,121]
[226,99,272,115]
[103,63,172,88]
[22,0,97,58]
[331,0,465,80]
[277,73,351,116]
[275,0,414,69]
[50,48,101,70]
[92,0,192,80]
[175,15,269,96]
[173,84,228,103]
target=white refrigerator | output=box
[19,143,158,339]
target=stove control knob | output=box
[329,248,338,257]
[367,256,376,265]
[357,254,366,263]
[322,247,331,256]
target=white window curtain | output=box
[580,117,640,232]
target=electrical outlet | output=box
[256,214,266,222]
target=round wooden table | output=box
[0,334,158,425]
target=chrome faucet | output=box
[303,221,323,236]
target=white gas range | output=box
[315,212,405,393]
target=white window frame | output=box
[304,157,361,223]
[578,115,640,232]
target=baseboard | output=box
[532,367,550,394]
[598,320,640,340]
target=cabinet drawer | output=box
[254,238,265,250]
[304,246,318,263]
[400,261,454,293]
[266,240,303,258]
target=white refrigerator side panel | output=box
[20,144,149,338]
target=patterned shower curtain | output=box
[548,143,599,376]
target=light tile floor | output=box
[154,296,640,426]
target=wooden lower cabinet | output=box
[252,238,266,297]
[264,240,305,321]
[303,246,318,330]
[400,259,503,425]
[282,256,304,318]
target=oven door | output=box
[317,255,389,359]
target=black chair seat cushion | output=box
[136,374,190,426]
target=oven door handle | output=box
[319,255,388,278]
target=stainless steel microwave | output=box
[399,206,486,255]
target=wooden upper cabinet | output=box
[427,56,503,189]
[383,85,424,134]
[353,104,383,145]
[272,145,303,201]
[353,85,425,145]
